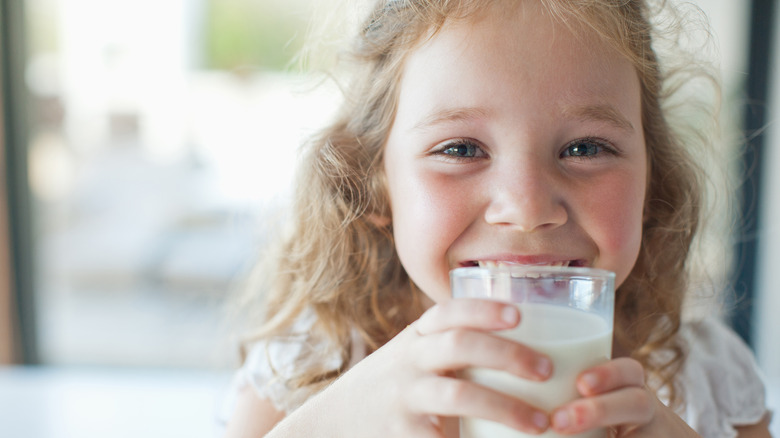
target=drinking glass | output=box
[451,266,615,438]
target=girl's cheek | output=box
[394,174,474,301]
[588,183,644,283]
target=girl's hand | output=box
[268,299,553,438]
[549,358,701,437]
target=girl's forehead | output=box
[404,1,636,68]
[401,3,638,101]
[410,2,630,65]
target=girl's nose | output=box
[483,163,568,232]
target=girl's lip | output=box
[458,256,588,268]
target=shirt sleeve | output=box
[218,313,366,427]
[218,311,338,426]
[678,317,769,438]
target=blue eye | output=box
[561,139,610,158]
[444,143,478,157]
[439,140,486,159]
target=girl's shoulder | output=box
[675,317,768,437]
[221,310,366,421]
[220,311,325,421]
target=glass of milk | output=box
[451,266,615,438]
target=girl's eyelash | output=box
[429,137,617,161]
[560,137,618,159]
[430,138,488,160]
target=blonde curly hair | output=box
[238,0,717,410]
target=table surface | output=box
[0,366,234,438]
[0,366,777,437]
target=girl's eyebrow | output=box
[562,103,635,132]
[411,104,634,132]
[412,107,491,131]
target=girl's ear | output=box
[366,213,391,228]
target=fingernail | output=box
[552,409,570,429]
[501,305,519,325]
[581,372,599,391]
[536,357,552,379]
[533,411,549,431]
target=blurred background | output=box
[0,0,778,437]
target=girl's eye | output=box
[436,140,487,159]
[561,138,613,159]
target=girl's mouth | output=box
[461,260,587,268]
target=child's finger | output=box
[575,357,645,396]
[413,299,520,335]
[406,375,550,434]
[550,387,654,434]
[415,329,553,381]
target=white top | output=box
[221,316,768,437]
[672,318,768,437]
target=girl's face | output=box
[383,3,647,305]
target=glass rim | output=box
[450,265,616,280]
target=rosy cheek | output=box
[416,176,470,223]
[392,171,473,301]
[589,177,645,283]
[399,167,466,221]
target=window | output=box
[24,0,338,368]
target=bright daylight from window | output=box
[26,0,338,369]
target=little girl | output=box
[222,0,771,436]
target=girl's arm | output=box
[223,385,285,438]
[234,300,554,438]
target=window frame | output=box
[1,0,38,364]
[731,0,777,348]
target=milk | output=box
[461,303,612,438]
